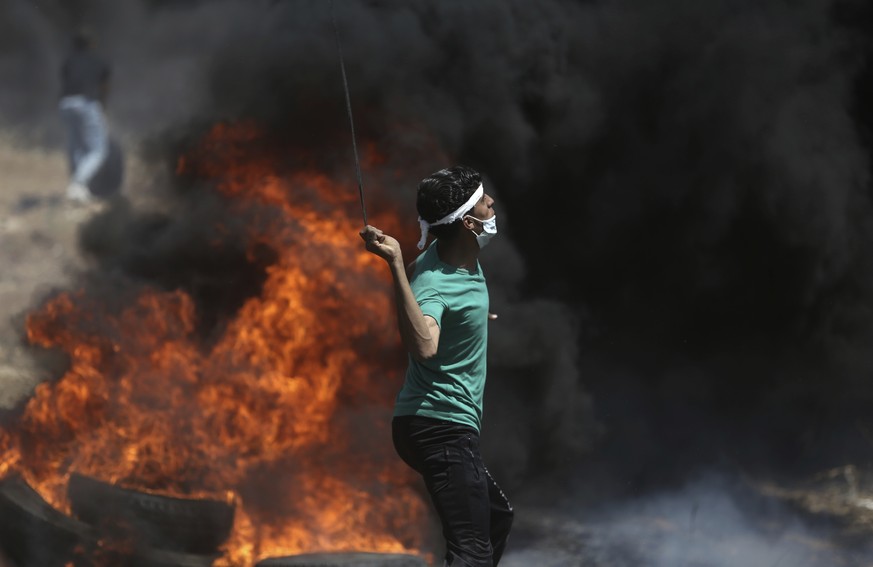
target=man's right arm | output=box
[360,225,440,360]
[388,259,440,361]
[59,59,69,100]
[99,64,110,107]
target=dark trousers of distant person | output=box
[393,415,514,567]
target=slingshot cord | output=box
[330,0,368,226]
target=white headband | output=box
[417,184,484,250]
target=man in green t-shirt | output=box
[360,165,513,566]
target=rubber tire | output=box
[89,137,124,199]
[255,552,429,567]
[67,473,235,555]
[128,547,221,567]
[0,474,93,567]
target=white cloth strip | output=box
[417,183,483,250]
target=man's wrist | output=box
[389,257,405,274]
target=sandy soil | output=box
[0,134,156,410]
[0,139,84,409]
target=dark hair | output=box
[417,165,482,242]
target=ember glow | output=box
[0,122,431,565]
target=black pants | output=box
[392,415,514,567]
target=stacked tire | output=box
[89,137,125,200]
[255,552,429,567]
[66,473,235,567]
[0,474,93,566]
[0,473,428,567]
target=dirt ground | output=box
[0,138,86,409]
[0,134,159,411]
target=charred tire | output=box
[68,473,235,555]
[83,546,220,567]
[89,137,124,199]
[255,552,429,567]
[0,474,93,567]
[128,547,221,567]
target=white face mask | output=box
[465,214,497,248]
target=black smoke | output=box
[5,0,873,519]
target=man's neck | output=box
[436,239,479,269]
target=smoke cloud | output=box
[4,0,873,563]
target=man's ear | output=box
[461,215,476,231]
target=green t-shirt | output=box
[393,241,489,431]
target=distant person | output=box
[58,27,110,204]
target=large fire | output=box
[0,122,432,565]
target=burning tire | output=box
[0,474,93,567]
[255,552,429,567]
[67,473,235,555]
[80,546,221,567]
[102,547,221,567]
[89,136,124,200]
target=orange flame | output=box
[1,122,433,565]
